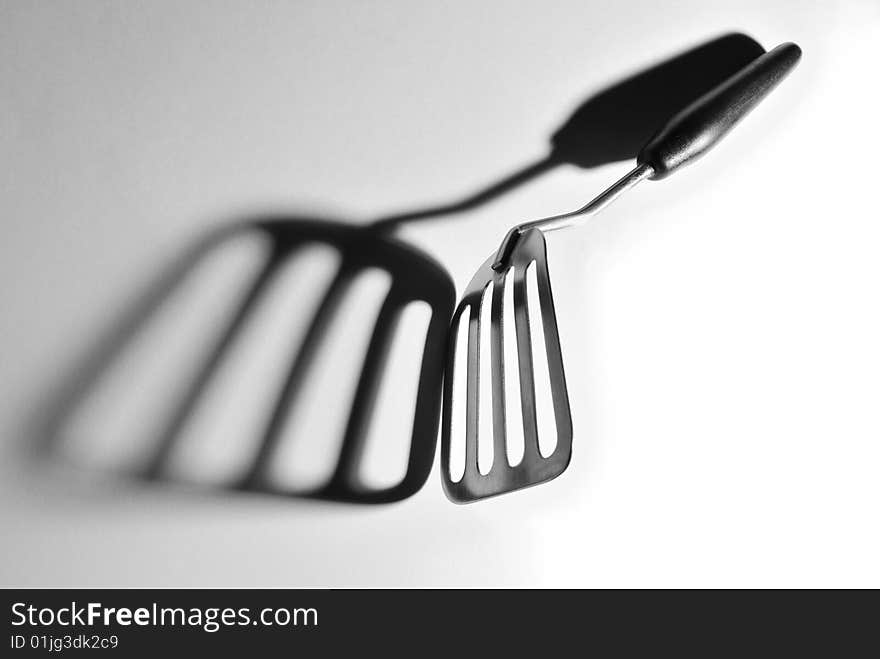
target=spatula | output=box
[39,35,768,503]
[441,43,802,503]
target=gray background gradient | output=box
[2,1,879,586]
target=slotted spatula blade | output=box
[442,229,572,503]
[441,42,802,503]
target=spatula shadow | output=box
[29,33,765,504]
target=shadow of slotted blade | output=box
[326,289,403,493]
[238,266,354,489]
[142,255,280,479]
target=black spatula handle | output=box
[637,42,801,179]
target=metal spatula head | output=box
[441,228,572,503]
[441,42,802,503]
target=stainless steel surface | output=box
[442,228,572,502]
[492,164,653,270]
[443,164,653,503]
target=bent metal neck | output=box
[491,163,654,270]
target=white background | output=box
[2,1,879,587]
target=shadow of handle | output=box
[373,32,765,231]
[370,156,558,231]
